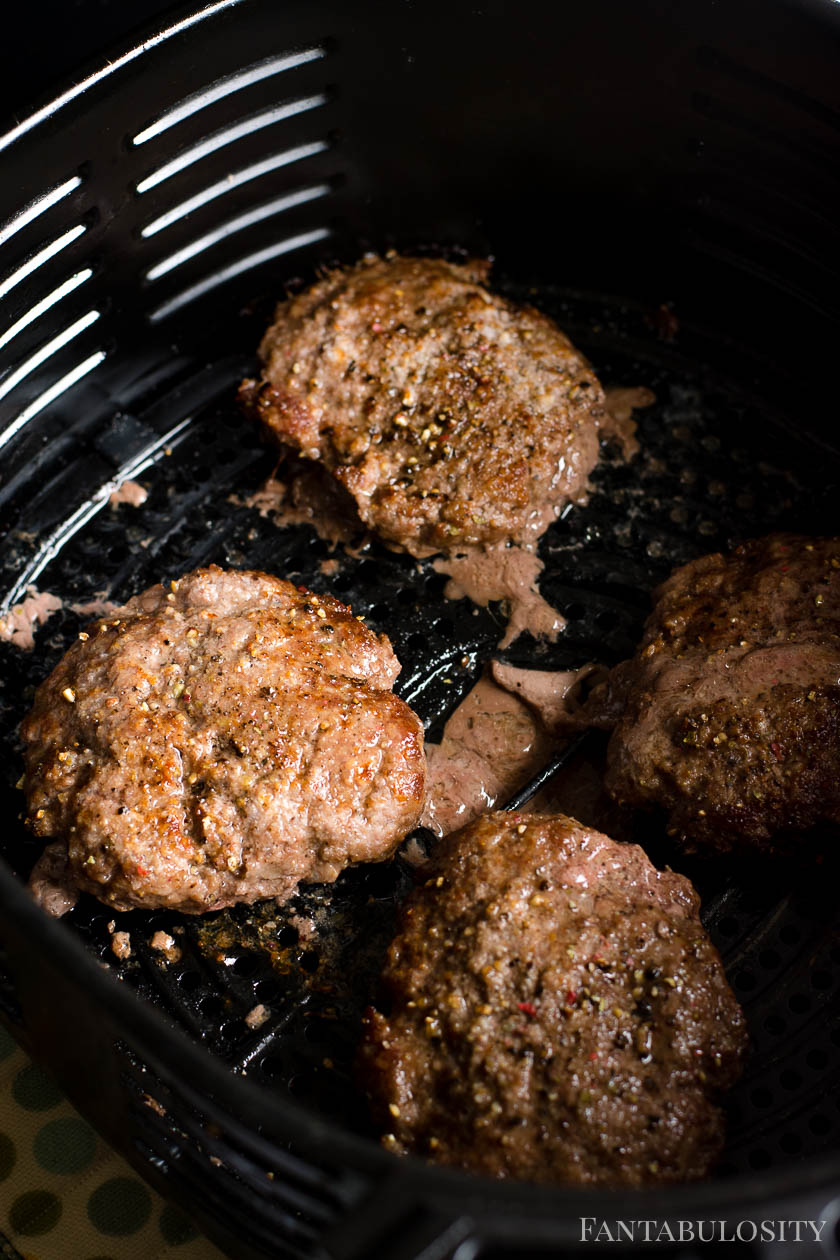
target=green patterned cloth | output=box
[0,1024,225,1259]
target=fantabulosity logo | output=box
[579,1218,828,1244]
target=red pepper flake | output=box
[589,1052,598,1061]
[770,741,782,759]
[517,1001,537,1018]
[566,990,578,1004]
[183,693,191,704]
[137,864,149,877]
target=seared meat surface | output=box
[359,812,745,1186]
[239,255,609,556]
[594,534,840,853]
[22,567,425,913]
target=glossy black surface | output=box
[0,2,839,1256]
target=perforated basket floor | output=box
[2,280,840,1204]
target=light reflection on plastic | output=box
[135,95,328,194]
[1,410,192,611]
[0,350,105,454]
[132,47,326,145]
[140,142,328,237]
[0,176,82,250]
[0,270,92,352]
[0,225,86,301]
[0,0,244,155]
[148,228,330,322]
[145,185,330,281]
[0,310,101,405]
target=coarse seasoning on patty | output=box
[21,567,425,914]
[238,254,611,557]
[358,812,746,1186]
[587,533,840,854]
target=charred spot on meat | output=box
[358,812,746,1186]
[21,566,425,914]
[238,254,612,557]
[589,533,840,854]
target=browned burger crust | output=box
[239,255,609,556]
[21,567,425,913]
[358,812,746,1186]
[598,534,840,854]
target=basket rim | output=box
[0,0,247,159]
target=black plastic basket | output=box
[1,1,840,1256]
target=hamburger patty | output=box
[21,567,425,913]
[358,812,746,1186]
[239,255,610,556]
[592,534,840,854]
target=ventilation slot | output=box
[0,225,87,301]
[0,176,82,250]
[0,351,105,454]
[0,270,92,352]
[140,143,329,238]
[135,95,328,195]
[0,310,100,407]
[144,185,331,281]
[148,229,330,323]
[0,0,242,154]
[132,47,326,146]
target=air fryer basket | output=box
[1,1,840,1256]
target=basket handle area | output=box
[321,1171,478,1260]
[320,1171,840,1260]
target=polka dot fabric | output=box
[0,1025,223,1259]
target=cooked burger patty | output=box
[239,255,609,556]
[593,534,840,854]
[21,567,425,913]
[358,812,746,1186]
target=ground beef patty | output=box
[21,567,425,914]
[358,812,746,1186]
[238,255,609,556]
[590,534,840,854]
